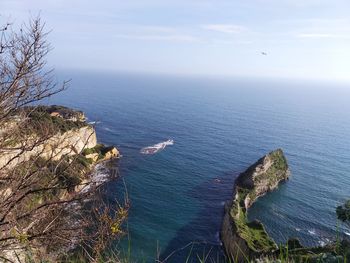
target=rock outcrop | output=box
[0,106,121,262]
[0,106,121,198]
[82,144,120,163]
[0,126,97,169]
[221,149,290,262]
[33,105,86,122]
[0,105,121,170]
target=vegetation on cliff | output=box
[223,149,290,259]
[222,150,350,263]
[0,17,128,262]
[26,106,88,134]
[337,200,350,223]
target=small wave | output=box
[88,121,101,125]
[140,139,174,155]
[295,228,301,232]
[80,164,110,193]
[104,127,113,132]
[308,229,316,235]
[271,208,285,219]
[215,232,222,244]
[319,240,326,247]
[318,238,330,247]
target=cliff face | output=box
[221,149,290,262]
[237,149,290,208]
[0,125,97,169]
[0,106,120,262]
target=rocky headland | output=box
[221,149,350,262]
[0,105,119,170]
[221,149,290,261]
[0,105,121,261]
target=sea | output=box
[49,70,350,262]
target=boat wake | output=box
[140,139,174,155]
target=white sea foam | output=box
[319,240,326,246]
[140,139,174,154]
[308,229,316,235]
[318,238,330,247]
[88,121,101,125]
[345,232,350,236]
[80,164,110,193]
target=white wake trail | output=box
[140,139,174,154]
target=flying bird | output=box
[261,52,267,56]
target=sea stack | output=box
[221,149,290,262]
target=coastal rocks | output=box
[0,105,121,200]
[104,147,119,160]
[82,144,120,163]
[71,146,120,193]
[237,149,290,209]
[0,126,97,169]
[0,106,121,262]
[85,153,100,163]
[221,149,290,262]
[84,146,119,164]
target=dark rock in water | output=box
[221,149,290,262]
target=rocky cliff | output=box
[0,125,97,169]
[0,106,120,262]
[221,149,290,261]
[0,106,120,170]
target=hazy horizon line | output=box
[53,66,350,86]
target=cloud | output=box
[211,39,253,45]
[110,25,200,42]
[297,33,350,39]
[113,34,199,42]
[202,24,247,34]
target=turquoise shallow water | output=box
[51,71,350,262]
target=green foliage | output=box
[14,154,90,212]
[337,200,350,222]
[227,150,290,255]
[82,144,115,161]
[76,154,93,168]
[28,109,87,134]
[231,188,277,253]
[252,149,289,191]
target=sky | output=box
[1,0,350,82]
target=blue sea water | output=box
[50,71,350,262]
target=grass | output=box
[16,230,350,263]
[231,188,277,253]
[224,149,291,257]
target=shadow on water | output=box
[160,171,239,263]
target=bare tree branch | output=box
[0,16,128,262]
